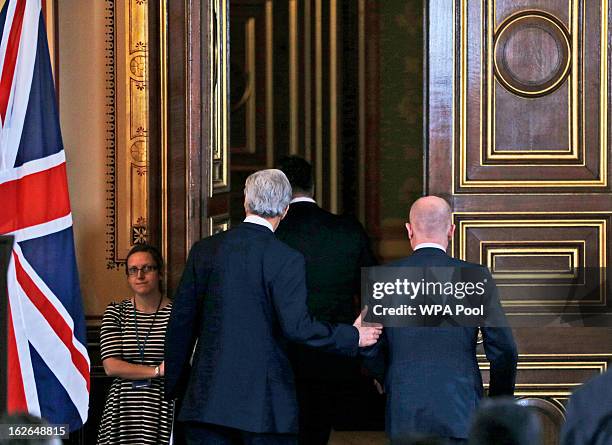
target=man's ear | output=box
[281,206,289,220]
[405,222,413,240]
[448,223,456,240]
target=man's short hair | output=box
[244,169,292,217]
[277,156,314,196]
[468,398,541,445]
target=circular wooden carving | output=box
[494,11,571,97]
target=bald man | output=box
[365,196,518,445]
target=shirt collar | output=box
[290,196,317,204]
[244,215,274,232]
[414,242,447,253]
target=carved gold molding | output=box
[289,0,299,156]
[265,0,274,168]
[125,0,149,246]
[210,0,230,195]
[456,0,608,189]
[105,0,150,267]
[315,0,323,203]
[487,246,580,279]
[453,212,608,310]
[478,353,611,397]
[208,214,231,237]
[329,0,339,213]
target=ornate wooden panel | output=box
[230,0,273,169]
[455,0,609,192]
[105,0,151,268]
[427,1,612,443]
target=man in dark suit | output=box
[560,369,612,445]
[164,169,382,445]
[275,156,379,444]
[365,196,518,445]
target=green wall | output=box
[379,0,423,221]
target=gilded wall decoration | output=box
[105,0,149,268]
[210,0,230,195]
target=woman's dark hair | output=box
[125,244,164,276]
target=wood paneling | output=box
[427,1,612,442]
[229,0,379,226]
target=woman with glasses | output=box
[97,244,173,445]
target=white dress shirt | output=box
[244,215,274,232]
[290,196,317,204]
[414,242,447,253]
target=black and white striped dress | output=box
[97,299,173,445]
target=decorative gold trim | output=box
[315,0,323,203]
[456,215,607,307]
[208,214,231,237]
[478,355,610,397]
[160,0,168,278]
[493,13,572,98]
[358,0,366,224]
[105,0,119,268]
[210,0,230,195]
[304,0,312,162]
[487,247,579,278]
[489,5,578,157]
[289,0,299,156]
[458,0,608,188]
[245,17,256,154]
[329,0,338,213]
[600,0,608,186]
[481,240,587,274]
[265,0,274,168]
[126,0,149,248]
[457,217,607,269]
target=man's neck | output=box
[290,195,316,204]
[411,239,448,251]
[244,213,281,231]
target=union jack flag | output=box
[0,0,90,431]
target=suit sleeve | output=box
[164,245,205,400]
[269,252,359,356]
[559,391,582,445]
[360,331,387,383]
[480,268,519,397]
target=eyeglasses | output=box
[127,265,158,276]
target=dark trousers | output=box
[296,379,335,445]
[296,377,374,445]
[182,422,298,445]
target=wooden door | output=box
[427,1,612,443]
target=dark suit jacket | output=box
[276,202,377,324]
[275,201,377,380]
[364,247,518,440]
[164,222,359,434]
[561,370,612,445]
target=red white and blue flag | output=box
[0,0,90,431]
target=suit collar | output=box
[289,201,318,208]
[243,215,274,232]
[239,221,276,234]
[411,246,449,257]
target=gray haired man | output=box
[165,169,382,444]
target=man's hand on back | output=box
[353,306,383,347]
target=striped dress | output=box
[97,299,174,445]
